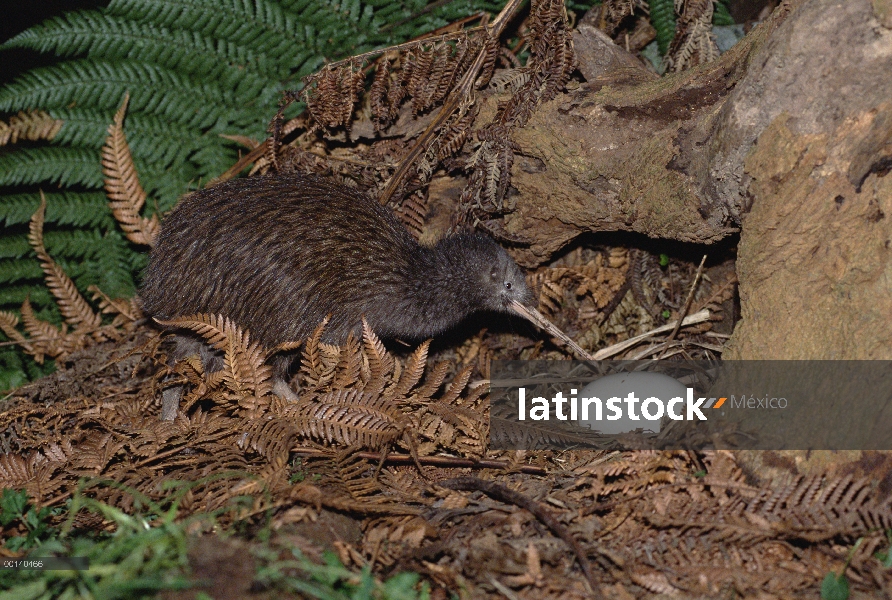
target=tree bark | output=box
[463,0,892,358]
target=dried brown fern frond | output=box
[299,317,337,390]
[260,0,535,217]
[632,474,892,555]
[436,100,477,161]
[223,325,273,402]
[588,0,645,36]
[417,393,489,457]
[666,0,720,72]
[154,313,273,402]
[395,190,429,238]
[300,30,484,136]
[459,0,576,216]
[488,68,532,94]
[287,389,405,450]
[331,331,362,389]
[407,361,449,404]
[29,192,102,333]
[743,475,890,540]
[0,110,62,146]
[628,248,685,320]
[0,311,33,356]
[331,450,384,501]
[527,0,577,103]
[154,313,235,353]
[384,53,413,121]
[361,318,395,396]
[0,451,64,501]
[580,451,693,497]
[101,94,160,247]
[489,413,609,450]
[414,92,479,189]
[362,515,437,567]
[409,366,481,455]
[303,61,366,132]
[438,364,473,406]
[369,57,393,132]
[460,133,520,213]
[530,250,627,318]
[88,285,141,326]
[387,339,430,399]
[239,417,299,466]
[411,41,470,117]
[322,0,521,204]
[20,298,64,364]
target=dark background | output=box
[1,1,106,82]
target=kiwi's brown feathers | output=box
[140,173,533,348]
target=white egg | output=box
[578,371,689,434]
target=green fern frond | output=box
[187,143,242,179]
[308,0,375,52]
[2,10,287,80]
[648,0,676,56]
[359,1,401,24]
[0,346,56,391]
[0,260,44,286]
[0,60,259,130]
[54,257,94,290]
[45,229,111,260]
[0,229,108,261]
[713,0,734,26]
[0,255,127,312]
[0,229,109,261]
[0,350,29,392]
[0,236,30,259]
[1,192,114,228]
[129,248,149,273]
[0,286,53,309]
[46,106,241,205]
[91,231,138,298]
[353,0,503,41]
[0,195,41,227]
[0,232,113,263]
[133,160,209,211]
[1,258,85,290]
[0,147,103,188]
[106,0,314,70]
[51,108,215,172]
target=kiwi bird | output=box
[140,173,536,350]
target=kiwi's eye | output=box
[505,281,512,290]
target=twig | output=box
[597,277,632,325]
[211,141,270,184]
[667,254,707,342]
[629,339,725,359]
[319,27,487,71]
[591,309,711,359]
[488,576,523,600]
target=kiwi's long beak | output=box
[509,300,595,361]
